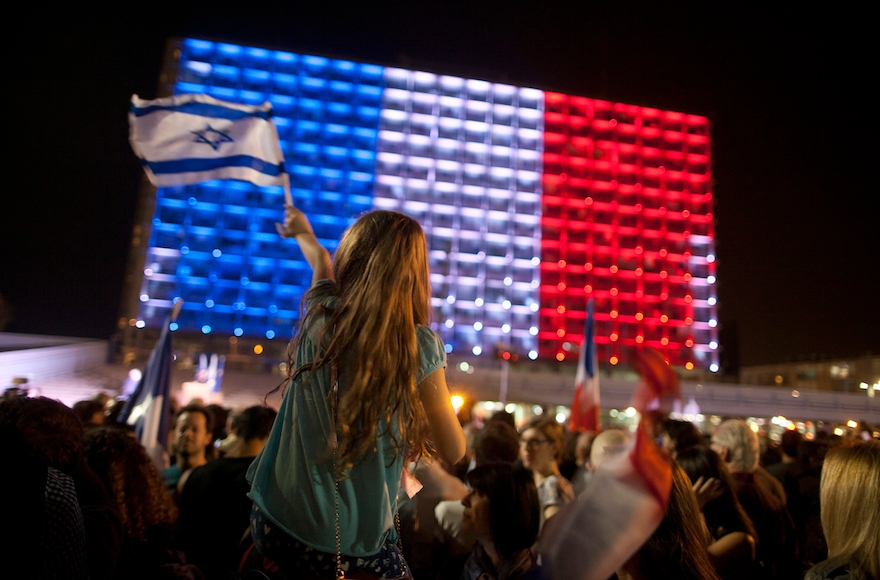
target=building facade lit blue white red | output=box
[133,38,719,371]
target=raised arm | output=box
[418,369,466,466]
[276,204,333,283]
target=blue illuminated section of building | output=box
[137,39,383,338]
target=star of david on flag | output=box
[129,93,287,187]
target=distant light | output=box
[266,330,276,339]
[502,324,511,333]
[447,295,456,304]
[254,344,263,354]
[610,356,619,365]
[445,343,453,353]
[528,350,538,360]
[135,320,146,328]
[269,305,278,313]
[506,403,517,414]
[708,297,717,305]
[709,341,718,349]
[459,362,470,372]
[531,257,540,265]
[529,326,538,336]
[685,362,694,370]
[708,319,717,327]
[139,294,149,302]
[206,299,214,307]
[502,300,512,309]
[833,427,844,436]
[750,423,759,433]
[792,390,800,398]
[144,268,153,276]
[474,322,483,331]
[241,277,250,285]
[128,369,142,382]
[212,249,222,257]
[847,420,858,429]
[503,277,512,286]
[556,353,565,361]
[181,246,189,254]
[530,303,539,312]
[445,319,454,328]
[234,328,244,337]
[625,407,637,418]
[707,275,716,284]
[169,322,179,331]
[202,325,212,334]
[556,412,567,424]
[451,395,464,414]
[475,298,484,307]
[707,254,716,263]
[472,346,482,355]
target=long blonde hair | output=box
[819,439,880,580]
[291,210,433,475]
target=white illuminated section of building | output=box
[373,68,544,356]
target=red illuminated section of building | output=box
[539,93,718,370]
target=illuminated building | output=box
[124,38,719,371]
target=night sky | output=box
[3,3,876,369]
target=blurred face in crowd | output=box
[461,488,491,540]
[174,411,212,461]
[520,427,557,475]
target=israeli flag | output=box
[129,93,287,187]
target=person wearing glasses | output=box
[519,417,574,525]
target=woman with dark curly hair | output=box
[83,425,202,579]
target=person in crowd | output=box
[83,425,202,579]
[588,428,631,474]
[614,459,722,580]
[177,405,277,579]
[459,462,541,580]
[245,207,466,579]
[1,397,90,578]
[162,404,215,494]
[711,419,798,579]
[204,403,229,459]
[677,445,757,580]
[73,399,106,428]
[765,429,802,483]
[519,416,574,525]
[434,418,523,578]
[0,396,122,580]
[658,418,704,458]
[567,429,597,495]
[805,439,880,580]
[785,438,829,570]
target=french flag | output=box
[568,297,600,433]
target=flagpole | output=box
[169,298,184,323]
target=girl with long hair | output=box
[246,206,466,579]
[805,439,880,580]
[676,445,757,580]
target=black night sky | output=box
[3,2,877,369]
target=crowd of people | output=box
[3,388,878,580]
[3,207,878,580]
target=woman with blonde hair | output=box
[246,206,466,579]
[805,439,880,580]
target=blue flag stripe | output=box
[145,155,284,177]
[131,101,270,120]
